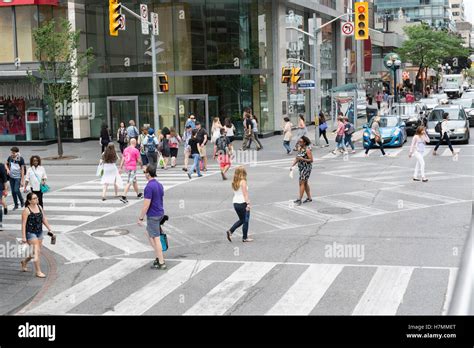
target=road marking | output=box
[352,266,413,315]
[2,214,94,222]
[385,148,404,157]
[43,198,123,205]
[164,222,202,244]
[266,264,344,315]
[48,234,101,264]
[317,196,387,215]
[184,262,275,315]
[41,206,115,213]
[349,191,428,209]
[82,229,152,255]
[26,258,149,314]
[383,187,464,204]
[273,201,328,224]
[106,260,212,315]
[0,224,73,233]
[441,148,460,157]
[442,268,459,315]
[188,214,226,232]
[251,210,300,229]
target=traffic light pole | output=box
[120,4,160,129]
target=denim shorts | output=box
[146,216,163,238]
[26,230,43,241]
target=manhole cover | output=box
[91,229,129,237]
[318,207,352,215]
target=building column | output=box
[68,0,91,140]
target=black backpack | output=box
[435,121,442,134]
[216,136,228,154]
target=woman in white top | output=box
[409,126,430,182]
[100,143,123,201]
[23,156,47,208]
[293,114,308,151]
[211,117,223,158]
[224,118,236,155]
[226,166,253,243]
[282,117,293,154]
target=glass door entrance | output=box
[107,97,139,137]
[176,95,209,134]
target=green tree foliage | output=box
[30,18,94,157]
[397,24,468,92]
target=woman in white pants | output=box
[409,126,430,182]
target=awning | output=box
[330,83,359,93]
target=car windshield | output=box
[451,99,474,108]
[370,117,399,128]
[428,109,466,121]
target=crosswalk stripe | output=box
[274,202,339,222]
[43,198,123,205]
[2,214,94,222]
[164,222,202,244]
[273,201,328,223]
[40,206,115,213]
[442,268,458,315]
[26,258,149,314]
[349,191,428,209]
[44,234,100,264]
[1,224,73,233]
[390,175,460,185]
[441,148,460,157]
[352,151,368,158]
[383,187,463,204]
[106,260,212,315]
[317,197,387,215]
[67,183,184,190]
[251,210,299,229]
[352,266,413,315]
[83,230,152,255]
[266,264,344,315]
[356,168,412,180]
[188,214,225,232]
[184,262,275,315]
[385,149,404,157]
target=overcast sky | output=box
[465,0,474,24]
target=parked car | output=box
[391,103,426,135]
[430,93,448,100]
[363,115,407,149]
[451,98,474,127]
[426,105,470,144]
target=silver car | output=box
[426,105,470,144]
[451,98,474,127]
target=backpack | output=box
[216,136,228,154]
[345,123,355,135]
[147,135,157,153]
[435,121,442,134]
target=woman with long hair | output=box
[226,166,253,243]
[99,123,111,153]
[159,127,171,169]
[117,121,128,154]
[291,136,314,205]
[293,114,308,151]
[23,155,47,208]
[224,118,236,155]
[100,143,123,201]
[211,117,223,158]
[318,112,329,147]
[332,115,347,155]
[20,192,55,278]
[168,127,182,168]
[409,126,430,182]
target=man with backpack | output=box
[433,112,456,158]
[241,108,260,151]
[344,116,356,154]
[215,128,231,180]
[143,128,160,166]
[5,146,25,210]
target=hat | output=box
[185,124,192,129]
[148,128,155,135]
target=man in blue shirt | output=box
[185,114,196,129]
[138,164,167,270]
[6,146,25,210]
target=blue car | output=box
[363,115,408,149]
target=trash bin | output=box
[366,106,378,123]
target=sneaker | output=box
[151,260,160,269]
[120,196,128,203]
[182,167,187,172]
[137,193,143,199]
[221,172,227,180]
[198,174,203,177]
[242,238,254,242]
[158,262,167,270]
[413,178,421,181]
[20,203,24,208]
[422,178,429,182]
[324,144,330,148]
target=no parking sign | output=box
[342,22,354,36]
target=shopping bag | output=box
[160,234,168,251]
[96,161,104,177]
[158,154,165,167]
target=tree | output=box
[30,18,94,157]
[397,24,468,93]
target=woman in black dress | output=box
[99,123,111,153]
[291,136,314,206]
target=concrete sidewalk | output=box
[0,230,51,315]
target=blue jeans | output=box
[189,154,202,176]
[229,203,249,240]
[336,136,346,151]
[9,178,24,207]
[283,141,291,153]
[345,135,355,150]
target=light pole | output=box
[384,53,402,103]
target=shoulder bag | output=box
[32,168,50,193]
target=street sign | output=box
[342,21,354,36]
[298,80,316,90]
[151,12,159,36]
[118,14,125,31]
[140,4,149,35]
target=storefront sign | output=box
[0,0,58,6]
[363,37,372,72]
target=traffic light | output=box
[109,0,122,37]
[159,74,169,93]
[291,67,302,84]
[281,67,291,84]
[354,2,369,41]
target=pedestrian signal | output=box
[354,2,369,41]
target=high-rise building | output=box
[374,0,455,32]
[449,0,465,22]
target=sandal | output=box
[293,199,302,206]
[36,273,46,278]
[20,260,28,272]
[303,198,313,203]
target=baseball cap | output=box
[148,128,155,135]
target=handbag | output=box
[96,160,104,177]
[32,168,50,193]
[160,233,168,251]
[319,122,328,131]
[158,154,165,167]
[335,134,343,143]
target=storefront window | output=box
[0,8,14,63]
[16,6,38,63]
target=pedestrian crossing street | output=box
[22,258,458,315]
[2,168,219,264]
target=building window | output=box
[451,4,460,8]
[16,6,38,62]
[0,7,14,63]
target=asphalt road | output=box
[6,129,473,316]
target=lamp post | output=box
[384,53,402,103]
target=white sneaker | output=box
[351,150,356,154]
